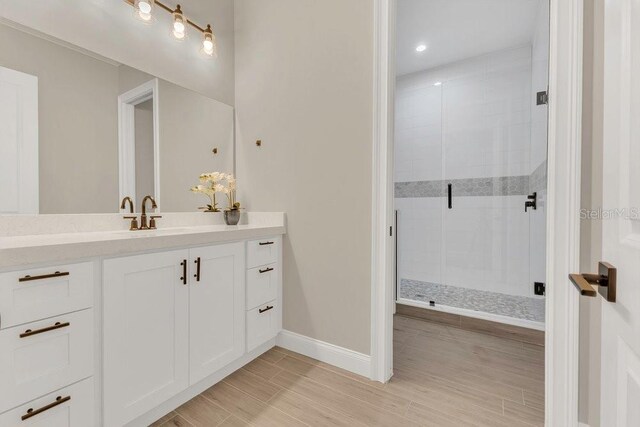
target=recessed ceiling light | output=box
[434,82,442,86]
[416,44,427,52]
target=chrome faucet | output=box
[140,195,160,230]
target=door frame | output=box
[370,1,585,426]
[117,78,161,208]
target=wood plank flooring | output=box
[150,315,544,426]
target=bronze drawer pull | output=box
[259,241,274,246]
[20,321,70,338]
[194,257,201,282]
[259,267,274,274]
[19,271,69,282]
[259,305,274,314]
[180,260,187,285]
[21,395,71,421]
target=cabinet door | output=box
[189,242,245,384]
[103,249,189,427]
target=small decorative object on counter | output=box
[223,175,242,225]
[190,172,242,224]
[190,172,226,212]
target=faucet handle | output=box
[149,215,162,229]
[123,216,139,231]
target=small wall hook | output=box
[212,148,218,155]
[256,140,262,147]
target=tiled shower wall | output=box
[395,38,547,306]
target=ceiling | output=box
[396,0,543,76]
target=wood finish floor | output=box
[150,315,545,426]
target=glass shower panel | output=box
[439,47,537,321]
[394,76,444,302]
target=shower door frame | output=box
[370,0,585,426]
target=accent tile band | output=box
[395,160,547,198]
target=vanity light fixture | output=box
[416,44,427,52]
[434,81,442,86]
[125,0,216,57]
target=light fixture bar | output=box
[124,0,210,34]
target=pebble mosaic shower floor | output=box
[398,278,546,323]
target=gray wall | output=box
[134,99,155,200]
[159,80,234,212]
[0,23,119,214]
[579,0,604,425]
[234,0,374,354]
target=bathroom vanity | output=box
[0,213,285,426]
[0,5,287,425]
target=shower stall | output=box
[394,0,549,329]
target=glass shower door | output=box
[394,76,444,304]
[439,47,545,324]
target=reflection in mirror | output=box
[135,99,155,202]
[0,21,234,214]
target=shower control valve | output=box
[525,192,537,212]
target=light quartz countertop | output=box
[0,212,285,269]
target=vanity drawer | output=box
[0,377,94,427]
[247,301,279,352]
[246,264,278,310]
[0,309,94,413]
[246,238,279,269]
[0,262,93,329]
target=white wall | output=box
[395,46,537,298]
[234,0,373,355]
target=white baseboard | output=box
[578,423,590,427]
[276,330,371,379]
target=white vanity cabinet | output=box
[103,241,249,427]
[0,227,283,427]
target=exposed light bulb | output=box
[202,24,216,57]
[138,1,152,14]
[134,0,154,22]
[416,44,427,52]
[434,81,442,86]
[172,5,186,39]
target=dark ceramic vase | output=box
[224,209,241,225]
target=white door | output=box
[0,66,38,214]
[600,1,640,425]
[189,242,245,384]
[103,249,189,426]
